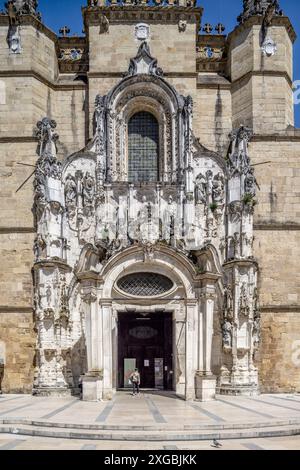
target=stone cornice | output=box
[33,260,72,272]
[88,71,197,78]
[231,70,293,90]
[0,14,57,42]
[0,136,37,144]
[0,304,298,314]
[0,227,35,234]
[83,5,203,27]
[254,223,300,231]
[227,15,297,45]
[0,70,87,91]
[223,259,259,269]
[252,134,300,142]
[261,305,300,313]
[0,306,33,313]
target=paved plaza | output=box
[0,391,300,449]
[1,433,300,450]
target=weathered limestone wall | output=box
[0,233,34,307]
[0,234,35,393]
[0,24,58,80]
[89,22,197,74]
[0,312,35,393]
[251,139,300,392]
[250,141,300,224]
[0,142,36,227]
[229,24,294,132]
[259,312,300,393]
[193,84,232,154]
[53,87,87,158]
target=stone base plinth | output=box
[217,384,259,396]
[32,387,72,397]
[195,375,216,402]
[82,374,103,402]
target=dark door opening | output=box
[117,312,173,390]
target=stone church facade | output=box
[0,0,299,400]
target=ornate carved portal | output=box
[32,43,260,401]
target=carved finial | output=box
[5,1,41,20]
[237,0,282,25]
[35,118,59,159]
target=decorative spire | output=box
[237,0,283,25]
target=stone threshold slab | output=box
[1,423,300,442]
[1,417,300,432]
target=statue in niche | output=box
[195,173,206,204]
[163,195,176,243]
[82,172,95,207]
[137,196,152,243]
[206,170,213,205]
[239,283,250,317]
[222,320,232,349]
[244,167,258,197]
[253,315,261,348]
[223,285,233,320]
[33,234,46,261]
[212,173,225,204]
[64,175,77,208]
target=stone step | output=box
[1,422,300,441]
[1,417,300,432]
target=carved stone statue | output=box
[239,283,250,317]
[228,125,253,177]
[82,172,95,207]
[244,167,258,197]
[64,175,77,208]
[195,173,206,204]
[223,285,233,320]
[33,234,46,260]
[222,320,232,348]
[212,173,225,204]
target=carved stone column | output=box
[195,282,217,401]
[101,301,113,400]
[185,300,197,400]
[80,287,103,401]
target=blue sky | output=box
[1,0,300,126]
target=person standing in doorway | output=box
[130,368,141,396]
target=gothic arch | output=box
[92,42,193,184]
[100,244,198,300]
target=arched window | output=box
[128,111,159,182]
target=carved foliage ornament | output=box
[125,42,163,78]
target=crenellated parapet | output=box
[88,0,197,7]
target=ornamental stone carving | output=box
[237,0,282,24]
[134,23,150,41]
[125,41,163,77]
[5,0,40,18]
[32,45,260,400]
[261,37,277,56]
